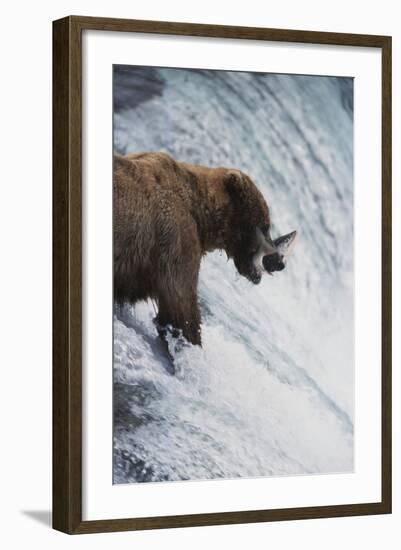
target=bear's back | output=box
[114,152,197,204]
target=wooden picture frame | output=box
[53,15,392,534]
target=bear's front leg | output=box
[181,292,202,346]
[154,218,202,351]
[155,290,202,348]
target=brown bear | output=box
[113,152,284,347]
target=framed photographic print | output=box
[53,16,392,534]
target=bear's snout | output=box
[249,267,262,284]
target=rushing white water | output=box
[113,67,354,483]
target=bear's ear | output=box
[224,170,247,204]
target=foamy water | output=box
[113,67,354,483]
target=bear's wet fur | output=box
[114,152,271,346]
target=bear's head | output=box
[224,170,279,285]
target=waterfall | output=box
[113,66,354,483]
